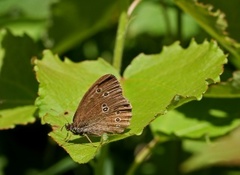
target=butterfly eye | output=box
[102,103,109,112]
[102,106,109,112]
[116,111,120,115]
[115,117,121,122]
[103,92,109,97]
[96,88,102,93]
[102,103,107,107]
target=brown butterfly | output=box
[65,74,132,142]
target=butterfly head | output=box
[65,123,84,136]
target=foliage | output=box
[0,0,240,175]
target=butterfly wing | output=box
[72,74,132,136]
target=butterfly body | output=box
[65,123,89,135]
[65,74,132,137]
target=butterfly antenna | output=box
[49,108,72,144]
[50,108,71,125]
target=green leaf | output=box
[151,98,240,138]
[181,127,240,173]
[34,50,122,163]
[34,50,119,118]
[205,70,240,98]
[0,0,54,40]
[35,40,226,164]
[0,30,39,129]
[175,0,240,68]
[0,105,36,129]
[124,40,227,135]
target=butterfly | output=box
[65,74,132,142]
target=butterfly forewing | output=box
[67,74,132,137]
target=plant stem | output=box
[113,12,128,72]
[112,0,141,72]
[94,144,113,175]
[126,137,162,175]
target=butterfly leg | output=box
[83,134,99,147]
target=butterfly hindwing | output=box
[69,74,132,136]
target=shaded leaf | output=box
[181,127,240,173]
[0,105,36,129]
[205,70,240,98]
[175,0,240,68]
[49,0,128,53]
[0,0,54,40]
[151,98,240,138]
[0,30,39,129]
